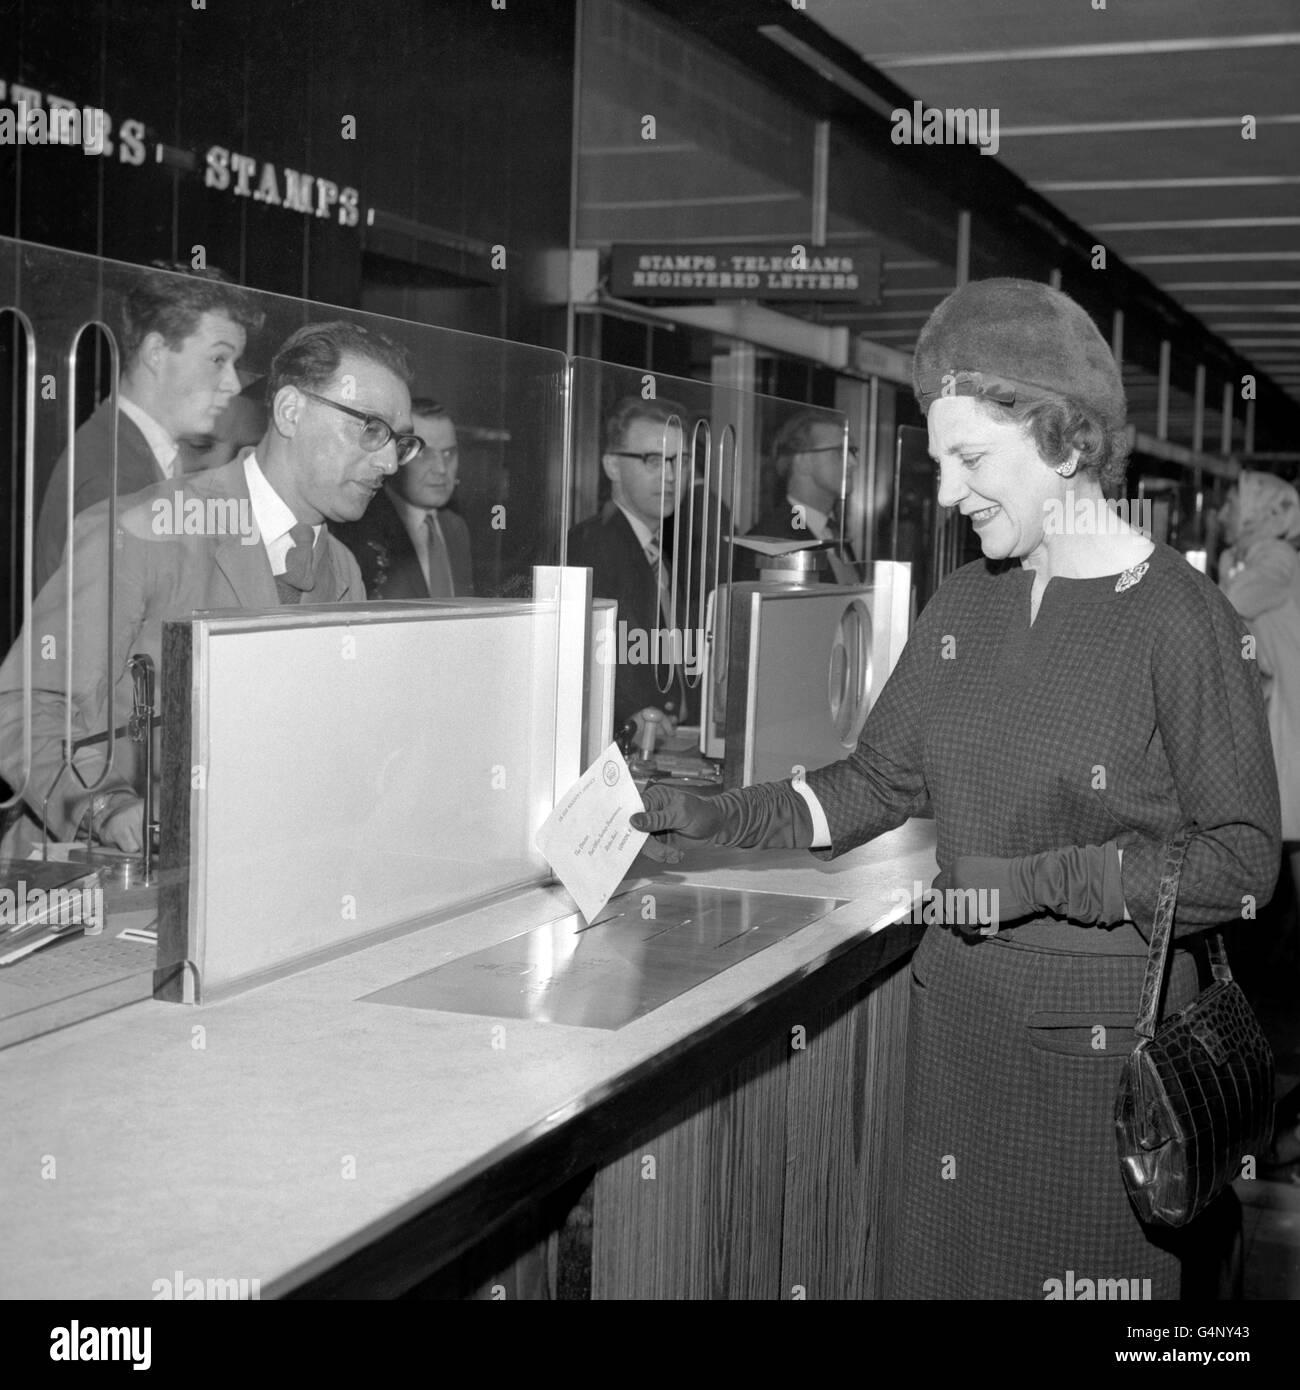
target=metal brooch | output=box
[1115,561,1149,593]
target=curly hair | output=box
[974,394,1130,492]
[121,265,264,367]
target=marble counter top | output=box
[0,819,936,1299]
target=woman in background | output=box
[1219,471,1300,849]
[1219,471,1300,1178]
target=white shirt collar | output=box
[787,494,831,540]
[118,397,179,478]
[242,453,322,574]
[614,502,660,555]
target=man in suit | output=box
[567,396,692,732]
[33,265,264,591]
[0,319,417,857]
[332,397,473,599]
[744,411,860,584]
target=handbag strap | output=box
[1133,829,1234,1040]
[1206,933,1232,984]
[1135,830,1187,1040]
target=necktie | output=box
[424,512,456,598]
[643,535,690,718]
[645,536,672,623]
[826,505,858,583]
[276,523,316,604]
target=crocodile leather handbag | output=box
[1114,831,1275,1228]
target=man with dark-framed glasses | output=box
[0,320,412,857]
[567,394,693,734]
[747,410,860,584]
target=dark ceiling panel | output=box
[805,0,1300,407]
[1049,186,1300,226]
[1101,225,1300,257]
[1004,130,1299,184]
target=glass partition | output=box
[0,234,567,1038]
[565,356,851,742]
[0,231,884,1040]
[566,357,851,533]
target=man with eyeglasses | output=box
[745,411,860,584]
[0,320,414,857]
[333,397,474,599]
[567,395,693,734]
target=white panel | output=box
[534,564,590,796]
[587,600,617,770]
[191,607,560,994]
[871,560,913,681]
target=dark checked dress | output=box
[804,541,1281,1300]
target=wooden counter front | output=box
[0,819,936,1300]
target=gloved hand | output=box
[71,788,144,853]
[939,843,1126,932]
[631,780,814,864]
[99,798,145,854]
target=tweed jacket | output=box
[0,457,364,848]
[805,542,1281,947]
[799,541,1281,1296]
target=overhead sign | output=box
[610,242,882,305]
[0,76,361,227]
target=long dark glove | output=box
[630,780,814,863]
[940,843,1127,932]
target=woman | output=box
[632,279,1282,1299]
[1219,471,1300,850]
[1218,471,1300,1178]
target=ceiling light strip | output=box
[582,192,806,210]
[1096,218,1300,231]
[1163,281,1300,289]
[867,33,1300,68]
[1179,304,1300,311]
[1131,253,1300,264]
[999,114,1300,138]
[757,26,899,119]
[1037,177,1300,191]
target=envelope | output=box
[535,743,648,924]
